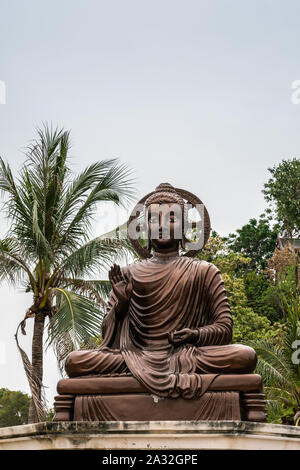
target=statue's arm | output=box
[100,291,126,347]
[101,265,132,346]
[194,264,233,346]
[101,292,117,340]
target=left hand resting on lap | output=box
[168,328,199,346]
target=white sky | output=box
[1,0,300,408]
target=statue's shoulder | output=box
[120,259,148,277]
[120,262,134,277]
[191,258,221,275]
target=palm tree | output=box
[250,294,300,424]
[0,125,135,423]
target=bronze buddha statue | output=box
[54,183,267,422]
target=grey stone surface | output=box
[0,421,300,450]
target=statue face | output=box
[147,202,183,250]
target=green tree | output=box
[243,271,286,323]
[0,388,30,427]
[222,273,274,343]
[263,158,300,236]
[199,231,251,275]
[0,125,135,423]
[225,214,279,271]
[263,158,300,290]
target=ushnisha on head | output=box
[144,183,188,253]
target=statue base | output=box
[53,374,267,423]
[1,421,300,450]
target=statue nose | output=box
[160,215,168,228]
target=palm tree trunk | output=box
[28,310,45,423]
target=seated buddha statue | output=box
[64,183,258,401]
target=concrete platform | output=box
[0,421,300,450]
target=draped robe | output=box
[66,255,257,398]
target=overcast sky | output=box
[1,0,300,407]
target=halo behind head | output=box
[127,184,211,259]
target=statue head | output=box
[144,183,187,253]
[127,183,211,259]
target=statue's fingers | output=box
[113,264,120,277]
[109,268,115,279]
[174,331,184,337]
[172,332,183,339]
[116,266,123,282]
[168,332,174,343]
[172,337,183,344]
[113,264,118,275]
[110,267,115,280]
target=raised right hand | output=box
[108,264,132,313]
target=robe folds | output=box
[65,255,257,398]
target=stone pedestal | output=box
[0,421,300,450]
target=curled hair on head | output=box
[144,183,184,209]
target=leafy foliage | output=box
[199,232,251,275]
[0,388,30,427]
[226,213,279,271]
[262,158,300,236]
[222,273,275,343]
[249,296,300,423]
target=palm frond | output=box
[263,386,294,400]
[63,279,111,306]
[253,340,296,387]
[51,331,74,377]
[24,125,67,176]
[0,237,36,290]
[32,199,53,261]
[99,220,129,241]
[0,158,32,229]
[54,159,136,253]
[0,251,25,284]
[47,288,104,351]
[54,236,133,283]
[0,127,71,262]
[99,221,138,261]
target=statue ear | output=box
[147,236,152,254]
[180,233,187,250]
